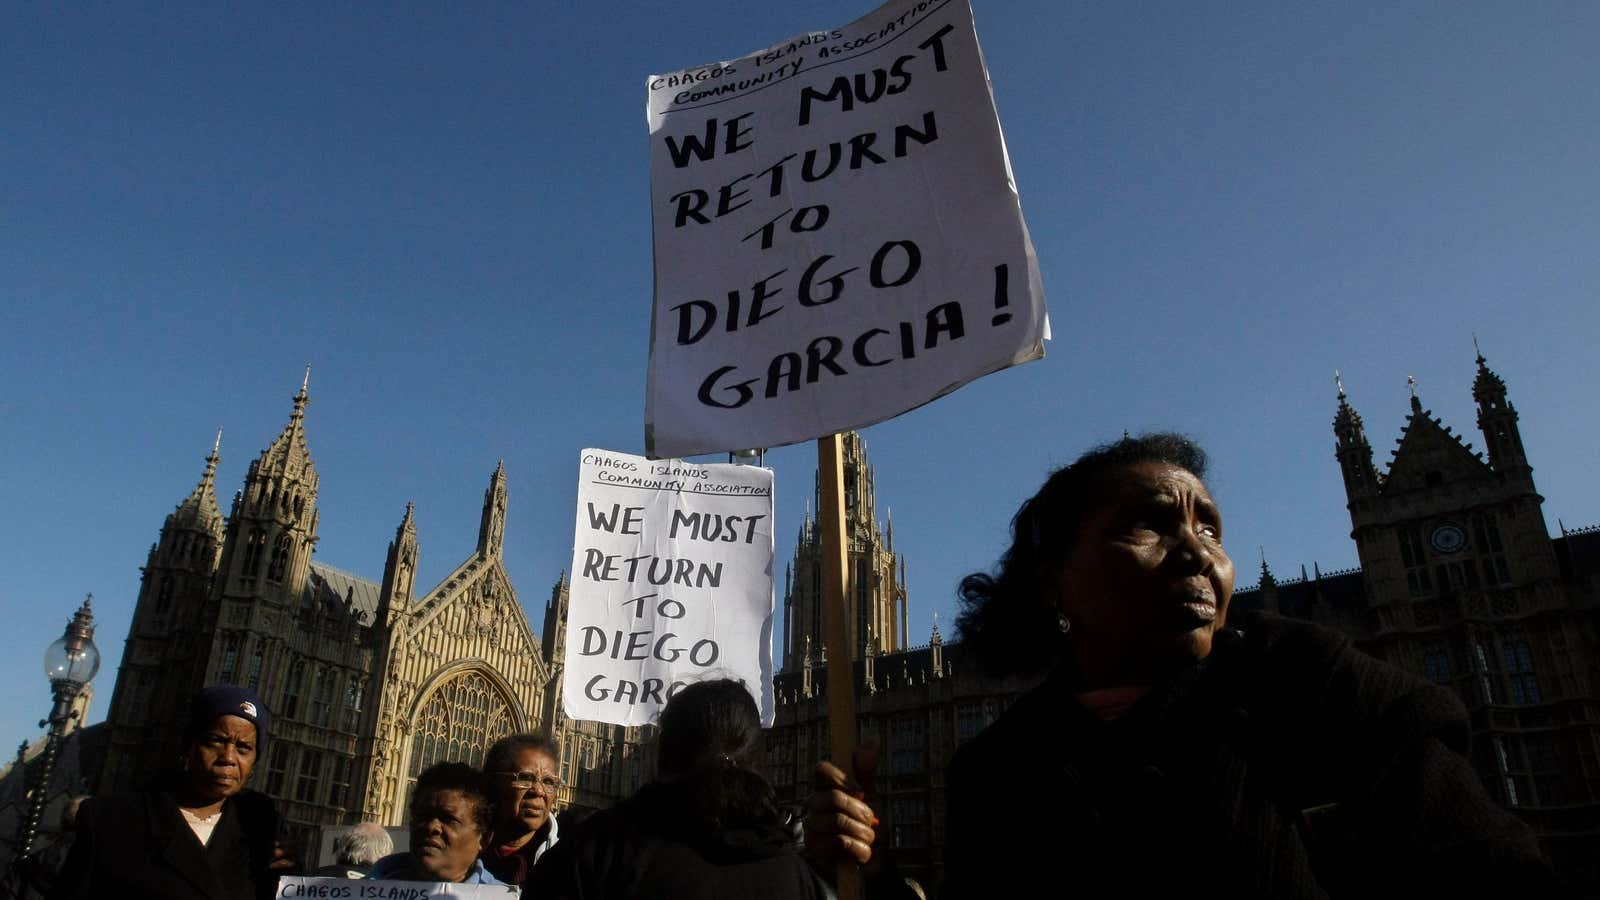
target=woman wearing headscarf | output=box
[49,685,282,900]
[529,678,827,900]
[810,433,1564,898]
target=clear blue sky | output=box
[4,1,1597,755]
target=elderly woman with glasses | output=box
[478,732,563,887]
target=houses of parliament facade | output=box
[64,353,1600,890]
[90,376,650,853]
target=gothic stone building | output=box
[95,378,646,850]
[1231,354,1600,887]
[780,431,910,669]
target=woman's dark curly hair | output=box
[954,432,1208,677]
[411,762,496,837]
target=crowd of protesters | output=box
[25,434,1573,898]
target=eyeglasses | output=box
[489,771,562,793]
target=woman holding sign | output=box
[530,679,827,899]
[809,433,1561,898]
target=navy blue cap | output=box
[187,685,270,749]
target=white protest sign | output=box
[564,450,775,726]
[645,0,1047,459]
[275,876,517,898]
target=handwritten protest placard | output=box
[276,876,517,898]
[645,0,1047,458]
[563,450,775,726]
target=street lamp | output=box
[13,595,99,864]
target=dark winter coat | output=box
[46,788,281,900]
[526,780,827,900]
[941,611,1564,898]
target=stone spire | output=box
[1333,373,1379,499]
[227,372,320,597]
[261,367,314,477]
[377,502,419,628]
[1472,347,1528,477]
[173,429,225,531]
[477,460,509,558]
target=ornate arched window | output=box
[267,533,292,582]
[406,671,516,802]
[281,657,307,719]
[242,528,266,577]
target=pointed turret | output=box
[172,429,225,532]
[1473,349,1529,477]
[478,460,508,558]
[929,611,944,679]
[541,573,569,667]
[1257,551,1279,613]
[228,373,320,595]
[152,432,228,582]
[259,367,315,480]
[377,502,419,629]
[1332,373,1380,500]
[104,432,231,792]
[787,431,909,666]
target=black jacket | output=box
[942,611,1564,898]
[528,781,826,900]
[47,788,280,900]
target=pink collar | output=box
[1075,685,1150,721]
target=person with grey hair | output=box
[313,822,392,879]
[478,732,562,887]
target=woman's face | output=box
[487,747,560,839]
[410,788,489,883]
[183,714,257,803]
[1044,462,1235,688]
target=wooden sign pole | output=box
[816,433,863,900]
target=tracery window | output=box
[311,667,337,728]
[297,749,324,803]
[219,634,242,683]
[267,533,292,582]
[245,642,265,690]
[406,671,515,801]
[328,755,354,809]
[242,528,266,578]
[281,658,307,719]
[342,678,364,733]
[1397,526,1432,598]
[1501,633,1541,705]
[266,743,293,795]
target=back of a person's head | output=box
[657,678,762,777]
[644,679,784,842]
[335,822,393,867]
